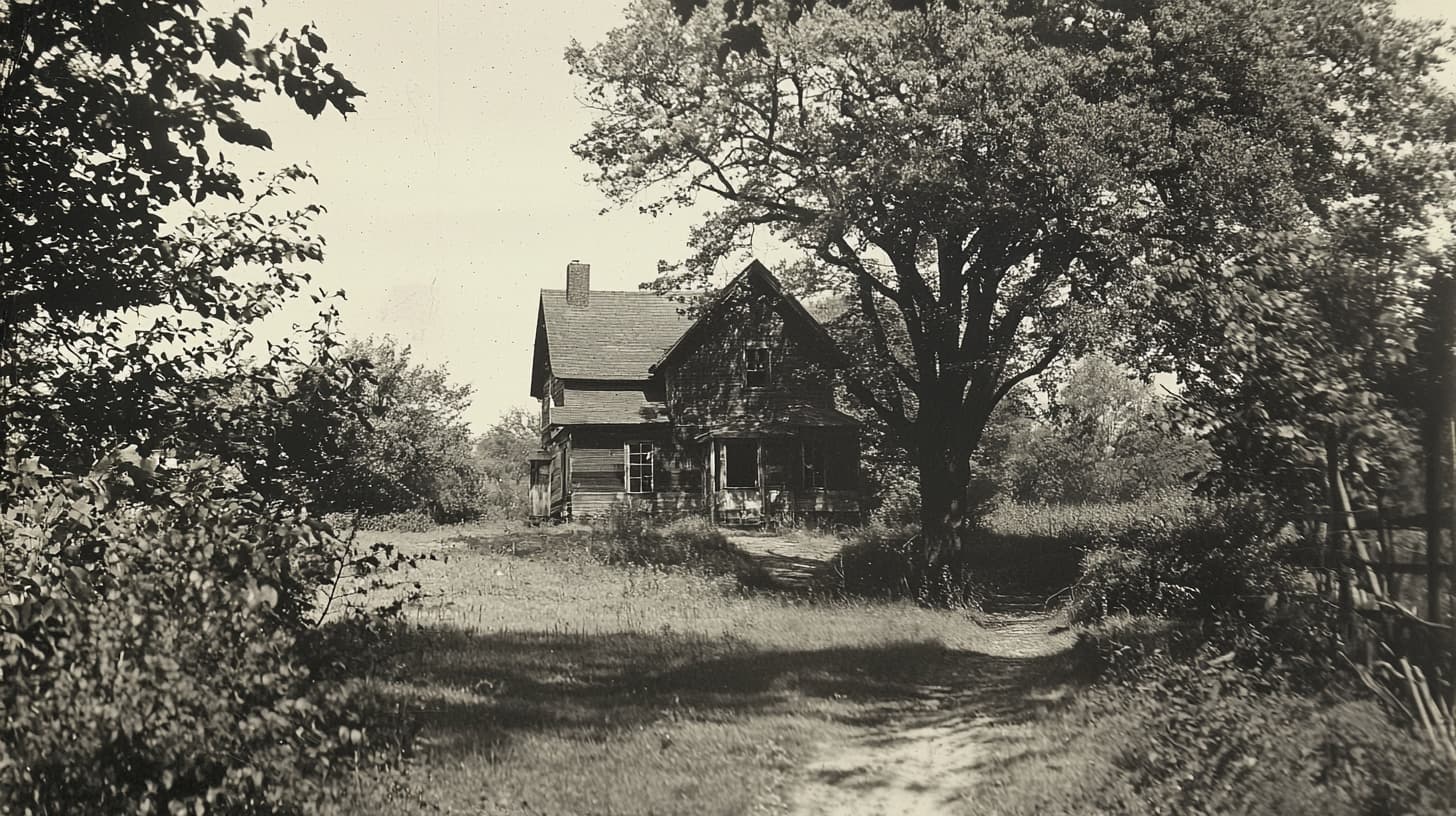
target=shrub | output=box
[1112,656,1453,815]
[0,453,409,814]
[1072,615,1204,681]
[829,524,987,608]
[1069,496,1298,624]
[589,502,743,575]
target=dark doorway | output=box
[724,439,758,488]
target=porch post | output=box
[757,438,766,524]
[707,439,717,526]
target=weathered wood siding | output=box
[556,426,708,518]
[539,376,566,434]
[665,279,837,423]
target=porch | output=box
[701,428,859,527]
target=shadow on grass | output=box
[382,625,1078,763]
[960,529,1086,597]
[442,524,1085,604]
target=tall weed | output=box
[589,501,744,576]
[1110,656,1453,815]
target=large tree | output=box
[569,0,1454,572]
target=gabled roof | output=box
[530,289,695,396]
[651,260,848,373]
[528,260,847,402]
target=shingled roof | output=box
[530,289,694,396]
[549,385,669,426]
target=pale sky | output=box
[236,0,1456,433]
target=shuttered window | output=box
[626,442,654,494]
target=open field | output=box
[341,523,1089,815]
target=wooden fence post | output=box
[1327,437,1355,633]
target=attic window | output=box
[744,346,771,388]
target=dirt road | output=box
[787,614,1075,815]
[721,531,1080,814]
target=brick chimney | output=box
[565,261,590,307]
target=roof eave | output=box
[528,295,550,399]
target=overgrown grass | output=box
[332,506,1451,815]
[586,503,745,574]
[344,522,1023,815]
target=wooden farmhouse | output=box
[527,260,862,526]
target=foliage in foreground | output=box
[1051,491,1454,814]
[0,456,411,814]
[1075,647,1455,816]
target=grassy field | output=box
[338,522,1085,815]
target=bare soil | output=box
[787,615,1076,815]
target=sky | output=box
[238,0,1456,433]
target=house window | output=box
[744,346,771,388]
[626,442,654,494]
[724,440,758,488]
[803,440,827,490]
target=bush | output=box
[1110,656,1453,815]
[0,453,409,814]
[589,502,743,575]
[1072,615,1204,681]
[829,524,988,608]
[1069,496,1298,624]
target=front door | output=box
[528,461,549,519]
[761,440,795,525]
[714,438,763,524]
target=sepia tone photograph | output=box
[5,0,1456,813]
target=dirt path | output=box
[727,531,844,590]
[725,530,1078,815]
[786,615,1076,816]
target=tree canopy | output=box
[1,0,364,471]
[570,0,1456,563]
[2,0,361,324]
[302,337,483,522]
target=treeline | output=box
[265,335,539,527]
[864,354,1214,523]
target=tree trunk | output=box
[914,447,972,594]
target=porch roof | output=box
[690,403,859,440]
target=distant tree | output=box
[305,337,483,521]
[570,0,1454,578]
[1003,356,1210,504]
[473,408,539,520]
